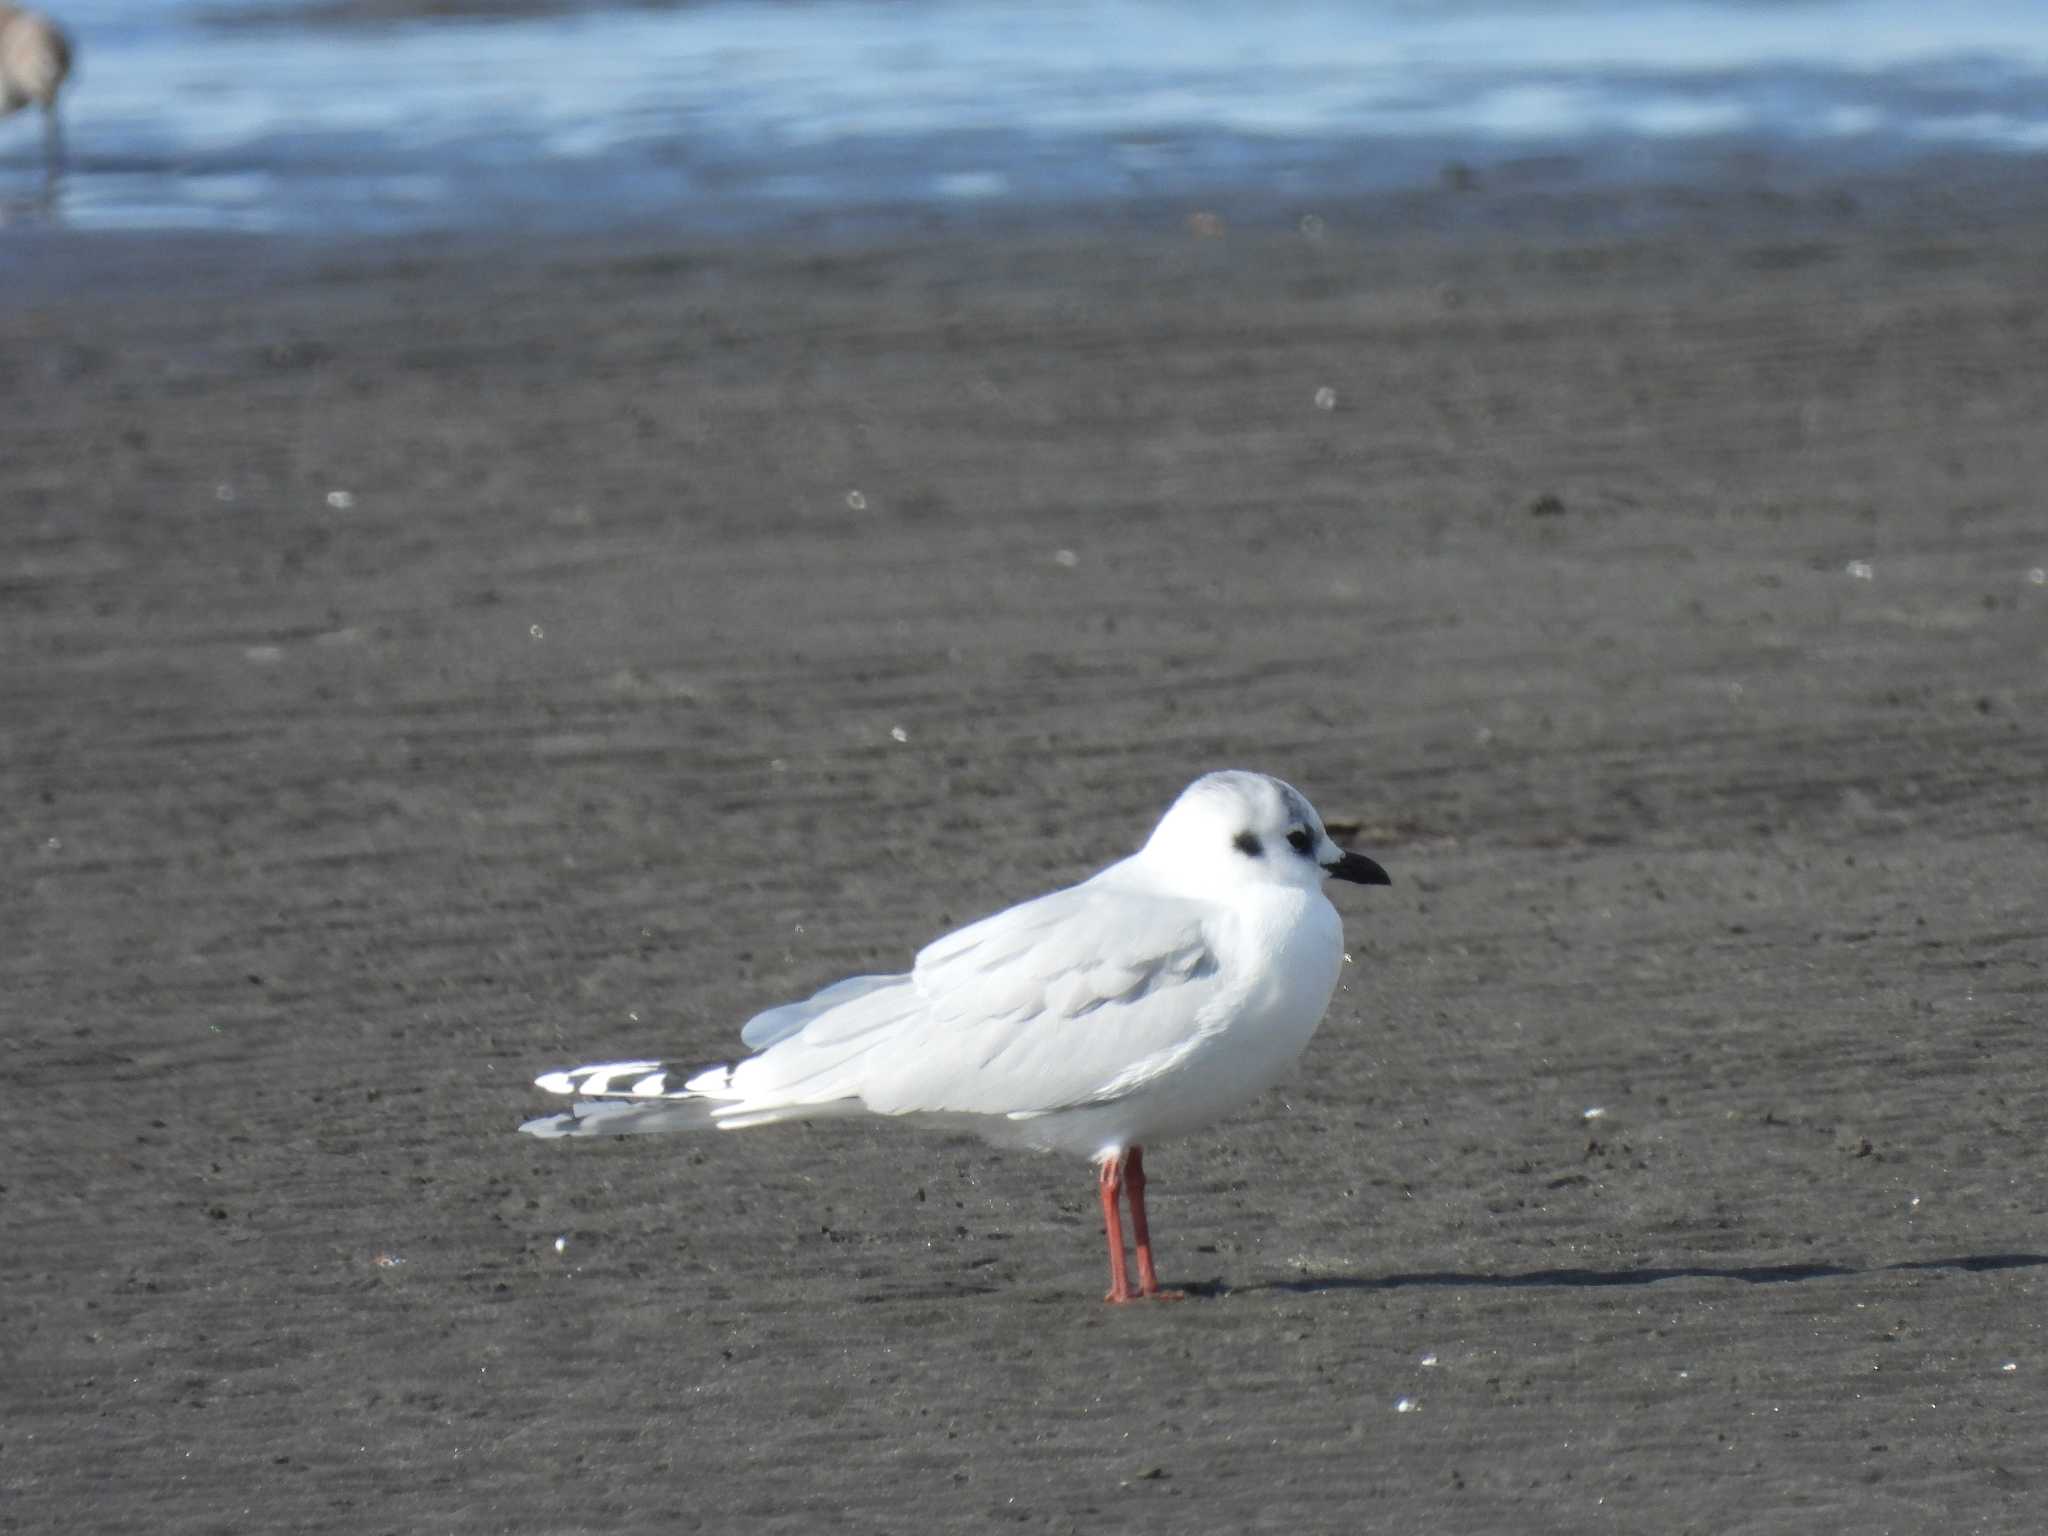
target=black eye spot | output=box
[1286,827,1313,855]
[1233,831,1263,857]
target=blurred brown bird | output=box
[0,4,71,180]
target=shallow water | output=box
[6,0,2048,238]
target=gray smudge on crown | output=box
[1274,779,1318,833]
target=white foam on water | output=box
[30,0,2048,237]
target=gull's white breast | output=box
[1010,885,1347,1158]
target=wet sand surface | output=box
[4,202,2046,1532]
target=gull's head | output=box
[1139,771,1391,895]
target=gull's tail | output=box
[517,1052,873,1137]
[518,1061,726,1138]
[522,974,923,1138]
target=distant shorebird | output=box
[0,5,71,180]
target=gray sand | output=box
[4,210,2045,1532]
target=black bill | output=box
[1323,850,1392,886]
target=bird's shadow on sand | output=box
[1211,1251,2048,1297]
[861,1255,2048,1305]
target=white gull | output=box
[521,769,1390,1302]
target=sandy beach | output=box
[5,191,2046,1531]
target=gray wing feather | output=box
[740,973,905,1048]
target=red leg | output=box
[1125,1146,1184,1300]
[1099,1153,1135,1303]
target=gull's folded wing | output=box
[862,873,1228,1116]
[681,872,1232,1125]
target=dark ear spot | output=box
[1233,831,1263,857]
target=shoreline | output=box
[9,145,2048,303]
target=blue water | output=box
[6,0,2048,237]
